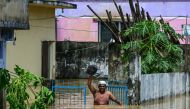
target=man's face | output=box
[98,84,106,92]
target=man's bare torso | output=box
[94,91,111,105]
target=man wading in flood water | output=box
[87,76,122,105]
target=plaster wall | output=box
[56,17,98,42]
[6,5,56,76]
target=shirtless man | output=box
[87,76,122,105]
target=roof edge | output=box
[29,0,77,9]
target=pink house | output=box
[56,1,190,44]
[57,17,190,44]
[57,17,98,42]
[165,18,190,44]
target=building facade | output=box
[56,0,190,43]
[6,1,76,79]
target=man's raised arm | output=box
[87,76,96,94]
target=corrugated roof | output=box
[29,0,77,9]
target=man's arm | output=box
[87,76,96,94]
[108,91,122,105]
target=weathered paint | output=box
[108,45,129,82]
[128,54,141,105]
[0,0,29,29]
[141,72,190,102]
[6,5,56,77]
[56,17,98,42]
[56,42,108,79]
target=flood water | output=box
[50,79,190,109]
[132,94,190,109]
[49,93,190,109]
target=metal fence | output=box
[51,85,86,108]
[107,86,128,105]
[46,79,128,108]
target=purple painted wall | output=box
[56,1,190,43]
[56,2,190,17]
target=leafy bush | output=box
[122,20,184,73]
[0,65,54,109]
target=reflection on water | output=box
[132,94,190,109]
[95,94,190,109]
[94,105,127,109]
[142,94,190,109]
[49,93,190,109]
[50,79,190,109]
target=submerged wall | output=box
[141,72,190,102]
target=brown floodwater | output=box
[49,93,190,109]
[49,79,190,109]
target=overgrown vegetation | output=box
[0,65,54,109]
[87,0,184,74]
[121,20,183,73]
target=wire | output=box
[166,16,181,22]
[29,15,94,20]
[30,25,190,32]
[56,42,110,53]
[29,15,190,32]
[30,25,98,32]
[57,45,98,53]
[56,15,94,19]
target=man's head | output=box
[98,81,107,93]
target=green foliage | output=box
[31,87,55,109]
[122,20,184,73]
[0,65,54,109]
[0,69,10,90]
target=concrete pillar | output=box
[108,45,141,104]
[128,54,141,105]
[108,45,129,84]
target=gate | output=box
[51,85,86,109]
[107,86,128,105]
[48,80,128,108]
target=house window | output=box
[182,24,190,36]
[99,21,124,42]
